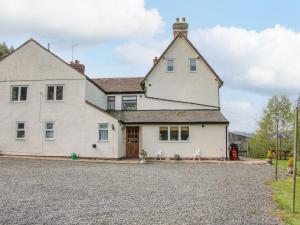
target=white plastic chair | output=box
[155,149,163,160]
[193,149,201,161]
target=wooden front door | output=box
[126,127,139,158]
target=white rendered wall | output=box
[140,124,227,158]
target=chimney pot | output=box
[182,17,186,22]
[176,17,179,22]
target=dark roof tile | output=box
[92,77,144,93]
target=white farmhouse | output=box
[0,18,229,160]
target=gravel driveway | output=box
[0,158,282,225]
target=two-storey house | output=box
[0,18,229,160]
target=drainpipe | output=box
[225,124,228,160]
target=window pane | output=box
[12,87,19,101]
[167,59,174,71]
[17,130,25,138]
[46,131,54,139]
[159,127,168,141]
[122,102,137,110]
[170,127,178,141]
[17,123,25,129]
[56,86,63,100]
[99,130,108,141]
[99,124,108,129]
[20,87,27,101]
[181,127,189,141]
[47,86,54,100]
[190,59,196,71]
[46,123,53,129]
[107,96,115,110]
[122,96,136,101]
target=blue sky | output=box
[1,0,300,132]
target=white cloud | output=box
[221,101,261,132]
[190,25,300,95]
[114,39,169,65]
[0,0,164,43]
[114,25,300,95]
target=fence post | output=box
[291,106,298,213]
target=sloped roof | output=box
[109,110,229,124]
[92,77,144,93]
[141,32,223,87]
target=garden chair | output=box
[155,149,163,160]
[193,149,201,161]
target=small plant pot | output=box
[287,166,293,174]
[266,158,272,165]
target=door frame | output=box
[126,126,139,158]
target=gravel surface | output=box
[0,158,282,225]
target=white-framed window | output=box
[107,96,115,110]
[46,85,64,101]
[45,122,55,140]
[189,58,197,72]
[159,126,190,142]
[122,96,137,110]
[159,127,168,141]
[16,122,25,139]
[11,86,28,102]
[166,59,174,72]
[99,123,108,141]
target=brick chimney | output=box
[153,56,158,65]
[70,60,85,74]
[172,17,188,38]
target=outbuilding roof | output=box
[109,110,229,124]
[92,77,144,93]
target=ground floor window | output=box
[16,122,25,139]
[45,122,54,139]
[99,123,108,141]
[159,126,189,142]
[159,127,168,141]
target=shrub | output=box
[288,157,294,167]
[267,150,273,159]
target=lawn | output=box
[274,159,300,170]
[271,159,300,225]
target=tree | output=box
[249,95,293,158]
[0,42,14,59]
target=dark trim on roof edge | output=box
[85,76,107,93]
[122,121,229,125]
[106,91,145,94]
[140,32,223,87]
[85,100,120,120]
[144,94,220,109]
[0,38,86,78]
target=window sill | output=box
[46,100,64,102]
[16,138,26,140]
[11,101,28,103]
[45,138,55,141]
[98,140,110,143]
[189,70,197,73]
[159,140,191,143]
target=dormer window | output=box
[189,58,197,72]
[166,59,174,72]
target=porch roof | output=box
[109,110,229,124]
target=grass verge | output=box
[271,177,300,225]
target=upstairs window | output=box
[16,122,25,139]
[11,86,28,102]
[47,85,64,101]
[99,123,108,141]
[122,96,137,110]
[166,59,174,72]
[189,58,197,72]
[107,96,115,111]
[45,122,55,140]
